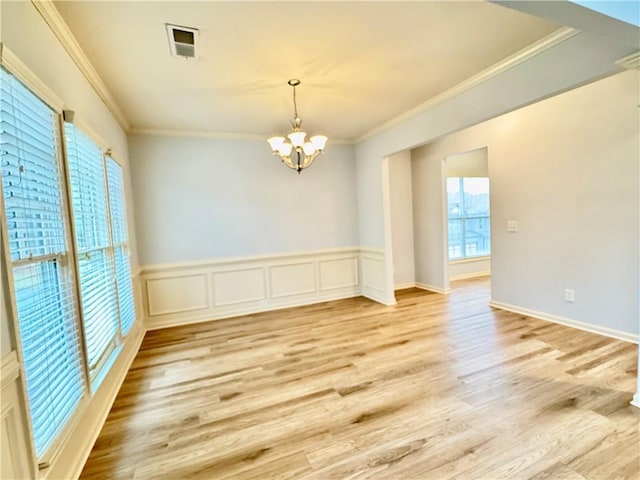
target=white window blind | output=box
[106,158,135,334]
[0,67,85,458]
[64,124,119,372]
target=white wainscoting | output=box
[1,351,36,480]
[142,248,368,330]
[147,273,209,316]
[360,248,395,305]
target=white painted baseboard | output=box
[632,392,640,409]
[450,271,491,281]
[416,282,452,295]
[141,248,398,329]
[489,300,638,344]
[394,282,416,291]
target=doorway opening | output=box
[444,147,491,287]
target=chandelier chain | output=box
[292,84,298,119]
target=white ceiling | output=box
[53,1,559,142]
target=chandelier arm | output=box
[302,151,319,170]
[281,156,295,170]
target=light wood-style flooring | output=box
[80,278,639,479]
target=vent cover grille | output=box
[166,24,199,59]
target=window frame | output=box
[63,121,137,389]
[63,122,121,384]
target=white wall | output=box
[449,258,491,280]
[413,70,639,336]
[446,147,488,178]
[355,152,384,248]
[129,134,358,266]
[388,151,415,288]
[353,29,633,254]
[411,146,448,292]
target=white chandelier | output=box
[267,79,328,173]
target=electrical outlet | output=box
[507,221,519,232]
[564,289,575,303]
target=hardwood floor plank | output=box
[80,278,639,480]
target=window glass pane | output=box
[115,246,135,334]
[462,177,490,216]
[447,176,491,260]
[447,177,462,218]
[106,158,126,245]
[64,124,110,253]
[1,71,66,262]
[77,249,118,367]
[13,261,84,456]
[448,219,463,260]
[106,158,136,335]
[464,217,491,257]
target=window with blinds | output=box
[1,64,138,463]
[65,124,136,379]
[106,158,135,334]
[0,67,86,458]
[65,124,119,373]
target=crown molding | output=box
[129,128,355,145]
[616,51,640,71]
[355,26,579,144]
[31,0,130,131]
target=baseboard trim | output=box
[394,282,416,291]
[362,289,397,306]
[631,392,640,409]
[47,322,146,480]
[415,282,452,295]
[450,271,491,281]
[489,300,639,344]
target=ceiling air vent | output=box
[166,24,199,59]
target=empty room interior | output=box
[1,1,640,479]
